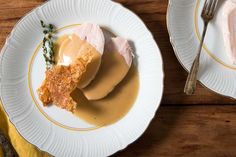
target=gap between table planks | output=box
[1,0,236,157]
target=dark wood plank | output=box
[114,105,236,157]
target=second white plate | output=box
[167,0,236,98]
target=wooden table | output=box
[1,0,236,156]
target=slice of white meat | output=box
[57,23,105,88]
[82,37,134,100]
[221,0,236,64]
[106,37,133,67]
[74,23,105,55]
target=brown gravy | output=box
[82,50,130,100]
[55,34,139,126]
[72,66,139,126]
[55,34,101,88]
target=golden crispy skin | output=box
[37,53,93,112]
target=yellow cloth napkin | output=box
[0,102,50,157]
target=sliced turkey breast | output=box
[221,1,236,64]
[57,23,105,88]
[82,37,134,100]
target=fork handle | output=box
[184,22,208,95]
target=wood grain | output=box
[114,106,236,157]
[1,0,236,157]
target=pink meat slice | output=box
[105,37,134,67]
[72,23,105,88]
[228,10,236,63]
[221,1,236,64]
[74,23,105,55]
[82,37,134,100]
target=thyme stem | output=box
[40,20,56,69]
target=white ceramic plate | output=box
[0,0,164,156]
[167,0,236,98]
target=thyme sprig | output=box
[40,20,56,69]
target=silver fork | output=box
[184,0,219,95]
